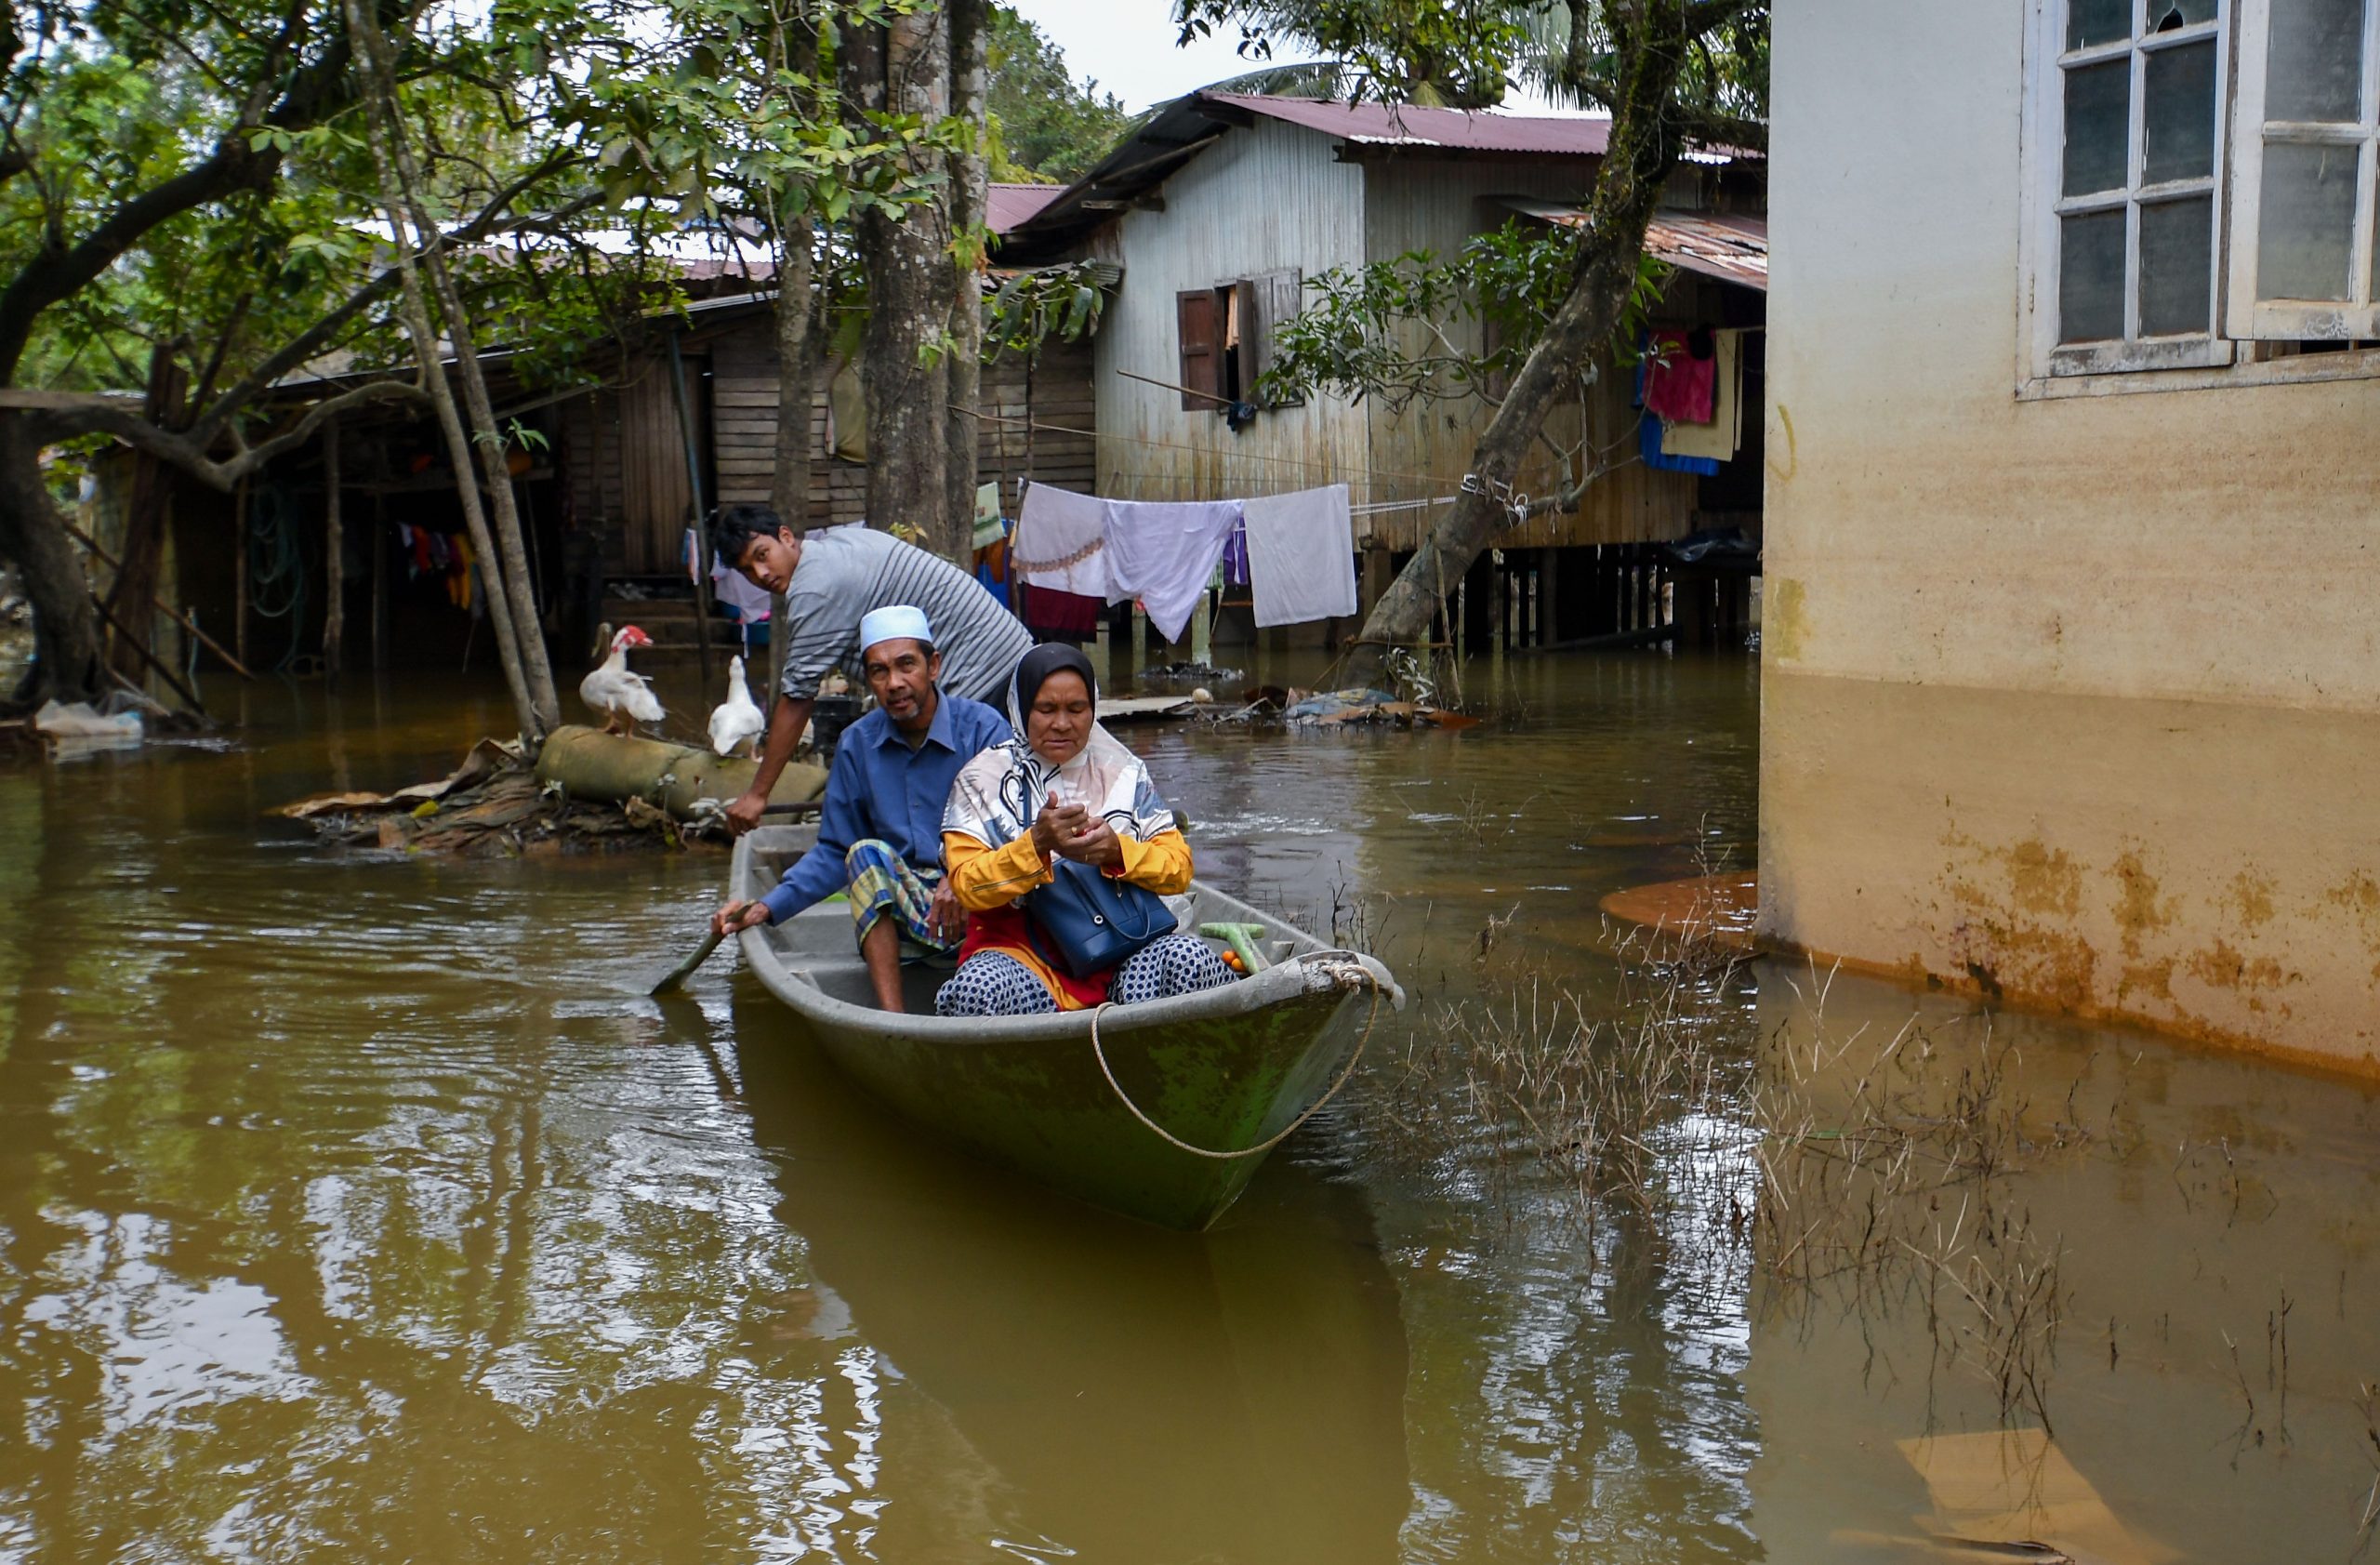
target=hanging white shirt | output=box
[1013,482,1110,598]
[1101,498,1242,644]
[1243,484,1356,628]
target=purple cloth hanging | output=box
[1221,518,1251,590]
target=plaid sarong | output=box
[843,839,958,958]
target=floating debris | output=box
[274,730,821,857]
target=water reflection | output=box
[2,657,2377,1562]
[721,990,1410,1561]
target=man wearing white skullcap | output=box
[707,503,1033,837]
[712,604,1012,1013]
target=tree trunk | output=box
[1337,8,1699,691]
[347,0,562,734]
[943,0,990,553]
[345,0,543,741]
[769,219,821,531]
[847,7,960,562]
[323,416,343,676]
[102,346,187,688]
[0,416,107,710]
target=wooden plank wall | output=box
[562,311,1098,576]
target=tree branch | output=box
[185,165,591,444]
[16,378,427,489]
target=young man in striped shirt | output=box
[709,504,1033,837]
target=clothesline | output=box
[961,405,1649,520]
[1011,481,1358,640]
[959,405,1479,491]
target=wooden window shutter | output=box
[1240,269,1305,407]
[1176,289,1220,410]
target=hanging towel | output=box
[1101,497,1241,643]
[1013,482,1109,598]
[1242,484,1356,628]
[1659,329,1744,462]
[1020,583,1102,637]
[1640,408,1720,476]
[1643,328,1716,424]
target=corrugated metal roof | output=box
[1504,201,1767,291]
[1202,92,1614,156]
[987,182,1064,232]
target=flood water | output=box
[4,653,2378,1563]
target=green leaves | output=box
[1253,219,1665,411]
[984,259,1109,359]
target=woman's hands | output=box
[1033,798,1124,869]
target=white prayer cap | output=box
[857,603,935,654]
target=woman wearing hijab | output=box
[936,644,1233,1015]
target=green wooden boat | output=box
[730,824,1404,1230]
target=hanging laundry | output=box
[972,482,1005,551]
[1242,484,1356,628]
[1013,482,1108,599]
[1100,497,1241,644]
[1643,328,1716,424]
[1640,409,1720,476]
[1020,583,1103,638]
[410,524,434,579]
[1220,516,1251,591]
[1660,329,1744,463]
[974,519,1013,611]
[447,532,476,612]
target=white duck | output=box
[707,654,765,758]
[580,624,664,736]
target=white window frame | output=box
[2226,0,2380,337]
[2020,0,2238,378]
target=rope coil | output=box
[1088,952,1385,1161]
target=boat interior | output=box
[746,837,1314,1015]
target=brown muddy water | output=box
[3,655,2378,1563]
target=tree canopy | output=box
[986,4,1136,183]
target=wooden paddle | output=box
[648,802,816,996]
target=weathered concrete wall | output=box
[1763,0,2380,1070]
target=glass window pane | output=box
[2144,41,2217,182]
[2061,209,2129,340]
[2064,61,2134,195]
[2257,140,2360,299]
[2140,196,2215,333]
[2069,0,2132,48]
[2267,0,2366,124]
[2146,0,2217,30]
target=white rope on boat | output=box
[1087,952,1385,1160]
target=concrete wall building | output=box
[1762,0,2380,1068]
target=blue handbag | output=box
[1024,856,1179,979]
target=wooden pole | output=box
[667,328,716,692]
[61,520,254,679]
[86,589,205,712]
[371,493,388,670]
[232,475,250,670]
[324,417,344,676]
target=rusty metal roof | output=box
[987,182,1065,233]
[1202,92,1615,156]
[1504,201,1767,291]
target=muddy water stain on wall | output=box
[1761,670,2380,1074]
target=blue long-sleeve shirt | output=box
[760,690,1012,924]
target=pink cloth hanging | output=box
[1643,329,1716,424]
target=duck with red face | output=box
[578,624,662,736]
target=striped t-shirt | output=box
[777,524,1034,704]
